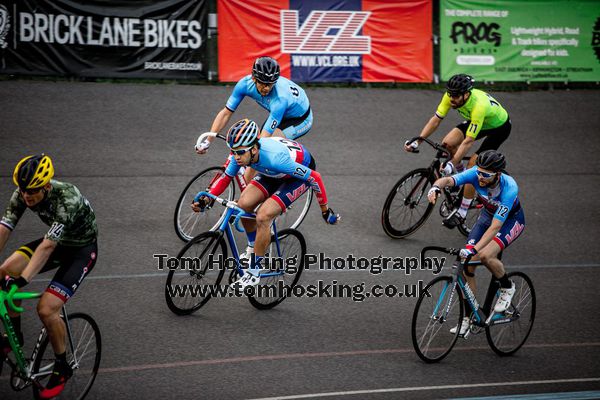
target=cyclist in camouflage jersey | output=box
[0,154,97,399]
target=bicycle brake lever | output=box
[7,285,24,313]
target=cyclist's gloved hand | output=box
[404,139,419,152]
[427,186,441,203]
[459,247,477,259]
[192,195,213,213]
[195,133,215,154]
[1,276,28,291]
[322,208,340,225]
[441,161,455,176]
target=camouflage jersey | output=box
[1,180,97,247]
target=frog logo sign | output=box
[0,5,10,49]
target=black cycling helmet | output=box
[252,56,280,84]
[446,74,474,96]
[476,150,506,172]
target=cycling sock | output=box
[458,198,472,218]
[55,352,67,364]
[245,230,256,247]
[498,273,512,289]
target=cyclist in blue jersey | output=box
[195,56,313,155]
[193,119,339,288]
[427,150,524,336]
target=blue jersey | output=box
[452,167,521,223]
[225,75,310,135]
[224,137,312,179]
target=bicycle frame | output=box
[194,191,285,278]
[0,286,82,388]
[421,246,522,330]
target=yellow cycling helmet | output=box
[13,154,54,190]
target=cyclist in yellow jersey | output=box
[404,74,512,228]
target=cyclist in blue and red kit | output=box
[193,119,339,288]
[427,150,524,336]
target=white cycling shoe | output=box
[234,270,260,289]
[494,281,516,313]
[450,317,470,336]
[239,246,254,265]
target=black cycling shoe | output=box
[442,209,465,229]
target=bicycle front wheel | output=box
[411,276,464,363]
[486,271,536,356]
[248,228,306,310]
[382,168,435,239]
[174,166,235,242]
[32,312,101,400]
[165,231,227,315]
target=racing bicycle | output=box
[166,191,306,314]
[381,137,482,239]
[411,246,536,363]
[0,286,101,399]
[174,132,313,241]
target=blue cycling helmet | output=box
[226,119,259,149]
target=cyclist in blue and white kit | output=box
[427,150,524,336]
[193,119,338,288]
[195,56,313,154]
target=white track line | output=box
[247,377,600,400]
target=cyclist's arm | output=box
[261,101,286,137]
[418,114,443,140]
[472,218,503,252]
[209,107,234,138]
[451,136,475,165]
[0,224,10,254]
[278,157,329,211]
[20,238,57,282]
[208,155,239,197]
[453,105,484,163]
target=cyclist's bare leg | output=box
[0,253,28,318]
[253,198,282,257]
[478,241,505,279]
[462,154,478,207]
[37,293,66,354]
[441,128,464,157]
[238,184,266,234]
[243,129,286,184]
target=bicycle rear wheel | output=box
[248,228,306,310]
[382,168,435,239]
[486,271,536,356]
[412,276,464,363]
[32,312,101,400]
[174,166,235,242]
[276,189,313,231]
[165,231,227,315]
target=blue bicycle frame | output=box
[423,246,520,328]
[194,191,285,278]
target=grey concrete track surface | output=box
[0,81,599,399]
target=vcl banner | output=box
[0,0,207,79]
[440,0,600,82]
[218,0,433,83]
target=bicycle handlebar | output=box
[407,136,451,158]
[420,245,475,265]
[193,191,254,230]
[197,132,227,143]
[0,285,42,313]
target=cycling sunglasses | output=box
[231,147,252,156]
[20,187,43,195]
[476,169,496,179]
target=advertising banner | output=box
[218,0,432,83]
[440,0,600,81]
[0,0,208,79]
